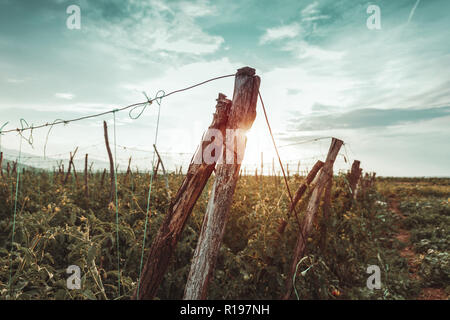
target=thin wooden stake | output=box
[103,121,115,202]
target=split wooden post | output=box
[283,138,343,300]
[103,121,115,202]
[132,93,232,300]
[183,67,260,300]
[84,154,89,198]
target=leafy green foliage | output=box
[0,171,447,299]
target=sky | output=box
[0,0,449,176]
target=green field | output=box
[0,171,448,299]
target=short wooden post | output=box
[283,138,343,300]
[133,92,232,300]
[183,67,260,300]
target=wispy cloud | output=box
[259,23,301,44]
[407,0,421,24]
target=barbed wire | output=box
[0,73,236,135]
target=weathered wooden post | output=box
[63,147,78,185]
[133,92,232,300]
[183,67,260,300]
[103,121,115,201]
[283,138,343,300]
[277,160,324,235]
[348,160,361,197]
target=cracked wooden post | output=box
[183,67,260,300]
[132,92,232,300]
[283,138,343,300]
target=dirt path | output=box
[388,195,447,300]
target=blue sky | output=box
[0,0,449,176]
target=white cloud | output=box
[179,0,216,17]
[282,41,345,61]
[259,23,301,44]
[301,1,320,17]
[54,93,75,100]
[87,0,224,56]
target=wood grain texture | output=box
[283,138,343,300]
[132,93,232,300]
[183,67,260,300]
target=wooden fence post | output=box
[84,154,89,198]
[277,160,324,235]
[0,152,3,178]
[348,160,361,197]
[63,147,78,185]
[103,121,115,202]
[132,92,232,300]
[153,144,170,195]
[283,138,343,300]
[183,67,260,300]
